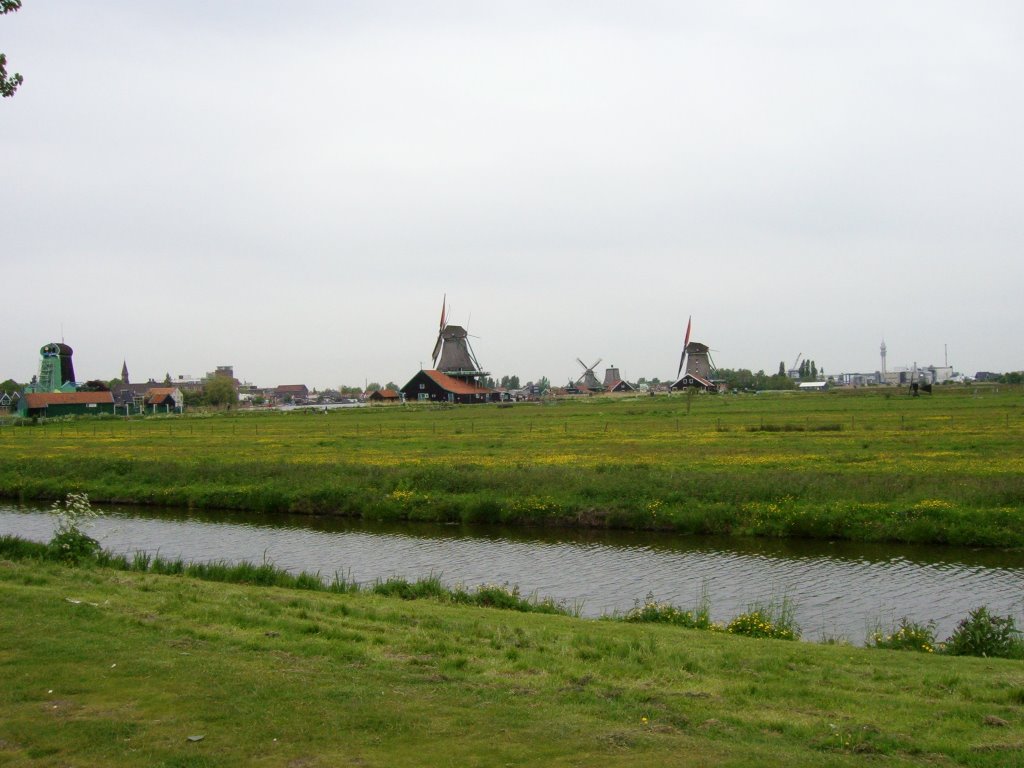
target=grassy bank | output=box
[2,555,1023,766]
[1,386,1022,546]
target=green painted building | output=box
[18,391,115,417]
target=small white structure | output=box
[798,381,828,392]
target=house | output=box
[368,388,401,403]
[274,384,309,404]
[400,370,498,404]
[673,372,716,392]
[144,386,184,413]
[18,391,116,418]
[798,381,828,392]
[605,379,636,393]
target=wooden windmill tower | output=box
[431,297,489,385]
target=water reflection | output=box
[2,503,1021,644]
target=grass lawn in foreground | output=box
[1,557,1023,767]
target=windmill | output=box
[430,295,489,383]
[575,358,604,390]
[671,317,717,390]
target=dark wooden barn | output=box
[19,391,115,417]
[400,370,498,404]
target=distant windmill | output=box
[430,295,488,382]
[575,358,604,390]
[672,316,717,390]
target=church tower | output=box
[880,340,887,375]
[122,360,130,385]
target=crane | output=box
[789,353,803,380]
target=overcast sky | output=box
[4,1,1022,388]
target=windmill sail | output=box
[431,295,448,365]
[677,316,692,378]
[431,335,443,367]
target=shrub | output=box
[867,617,937,653]
[48,492,102,563]
[944,606,1024,659]
[725,596,800,640]
[726,605,800,641]
[622,590,713,630]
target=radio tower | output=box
[880,340,887,376]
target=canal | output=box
[2,503,1021,644]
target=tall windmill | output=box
[575,358,604,390]
[430,296,489,383]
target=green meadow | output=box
[1,552,1023,767]
[1,385,1022,546]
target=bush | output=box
[48,492,102,563]
[726,597,800,640]
[867,617,937,653]
[622,590,713,630]
[48,528,101,563]
[944,606,1024,659]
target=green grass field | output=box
[1,385,1022,546]
[2,555,1023,767]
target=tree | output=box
[366,382,382,392]
[778,361,786,376]
[810,361,817,380]
[715,367,795,392]
[204,375,238,408]
[182,388,204,408]
[1,1,23,99]
[385,381,398,390]
[537,376,551,392]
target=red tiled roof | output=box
[24,392,114,407]
[145,387,177,396]
[275,384,308,393]
[378,388,399,398]
[422,370,493,395]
